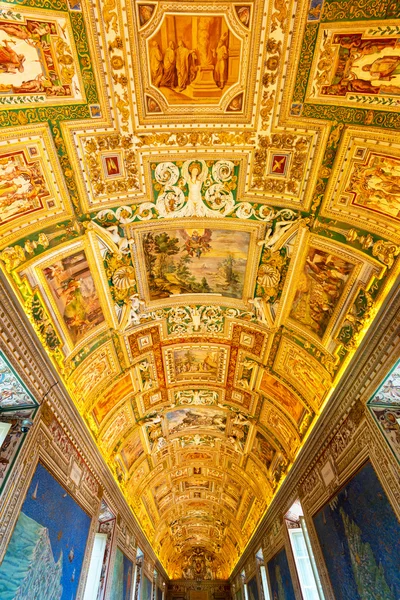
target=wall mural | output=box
[0,352,37,410]
[142,574,153,600]
[368,360,400,463]
[246,576,259,600]
[313,461,400,600]
[110,548,133,600]
[0,462,91,599]
[267,548,296,600]
[0,0,398,583]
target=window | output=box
[83,533,108,600]
[260,566,271,600]
[285,501,325,600]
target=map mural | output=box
[0,462,91,599]
[313,462,400,600]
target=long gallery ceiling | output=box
[0,0,399,580]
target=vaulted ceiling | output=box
[0,0,399,580]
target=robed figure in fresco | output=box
[150,40,163,87]
[176,39,190,91]
[160,41,177,87]
[213,32,229,89]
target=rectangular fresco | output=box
[165,345,227,386]
[313,461,400,600]
[307,26,400,110]
[147,15,241,104]
[368,361,400,463]
[0,149,50,227]
[0,461,91,600]
[346,153,400,222]
[121,431,144,470]
[142,574,152,600]
[260,372,305,423]
[252,431,276,470]
[43,250,105,345]
[92,373,134,425]
[166,408,226,435]
[246,576,259,600]
[267,547,296,600]
[142,228,251,300]
[0,352,37,409]
[110,547,133,600]
[0,8,83,105]
[289,247,353,337]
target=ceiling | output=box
[0,0,399,580]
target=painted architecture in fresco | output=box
[148,15,241,103]
[313,462,400,600]
[0,462,91,600]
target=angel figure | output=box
[180,229,212,259]
[181,160,209,216]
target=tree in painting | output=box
[143,229,249,300]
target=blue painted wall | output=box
[0,461,91,600]
[267,547,296,600]
[313,461,400,600]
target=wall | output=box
[167,580,231,600]
[231,284,400,600]
[0,274,168,600]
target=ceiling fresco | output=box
[0,0,399,581]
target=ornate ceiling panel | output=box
[0,0,399,581]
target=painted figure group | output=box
[150,32,229,92]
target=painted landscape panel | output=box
[110,547,133,600]
[267,547,296,600]
[166,408,226,435]
[313,461,400,600]
[173,347,222,381]
[142,228,250,300]
[0,352,37,409]
[0,462,91,600]
[43,250,105,345]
